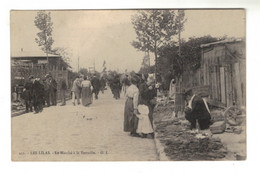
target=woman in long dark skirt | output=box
[81,76,93,106]
[123,75,140,137]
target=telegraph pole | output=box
[94,57,96,72]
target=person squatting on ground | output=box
[60,78,67,106]
[184,89,212,130]
[71,75,82,106]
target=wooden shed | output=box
[200,39,246,108]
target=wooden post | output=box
[220,67,226,105]
[234,62,243,107]
[226,65,233,107]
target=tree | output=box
[34,11,54,69]
[79,68,89,77]
[131,10,186,81]
[157,35,222,90]
[51,47,72,64]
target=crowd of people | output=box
[20,73,107,114]
[20,70,212,135]
[22,74,59,114]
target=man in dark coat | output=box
[184,89,212,130]
[138,74,157,130]
[112,74,122,99]
[91,75,100,99]
[100,77,106,94]
[32,78,44,113]
[22,76,34,112]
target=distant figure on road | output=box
[81,76,93,106]
[71,76,81,106]
[91,75,100,100]
[124,75,140,137]
[100,76,106,94]
[112,74,121,99]
[60,78,67,106]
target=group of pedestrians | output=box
[22,74,58,114]
[71,74,105,106]
[123,73,157,139]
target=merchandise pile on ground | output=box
[153,103,228,161]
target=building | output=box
[181,39,246,109]
[11,50,72,99]
[199,39,246,108]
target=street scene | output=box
[12,90,158,161]
[11,9,246,161]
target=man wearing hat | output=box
[22,75,34,112]
[184,89,212,130]
[91,74,101,100]
[138,73,157,130]
[32,77,44,113]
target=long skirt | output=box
[124,98,138,132]
[81,87,92,106]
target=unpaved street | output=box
[12,90,158,161]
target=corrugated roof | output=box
[200,38,244,48]
[11,51,61,58]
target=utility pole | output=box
[94,57,96,72]
[78,55,79,73]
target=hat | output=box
[142,73,148,80]
[184,88,193,96]
[130,74,140,85]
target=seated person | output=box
[184,89,211,130]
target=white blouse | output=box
[126,84,139,109]
[81,80,91,88]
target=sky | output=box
[10,9,245,73]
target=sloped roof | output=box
[11,51,61,58]
[200,38,244,48]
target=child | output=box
[136,104,154,138]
